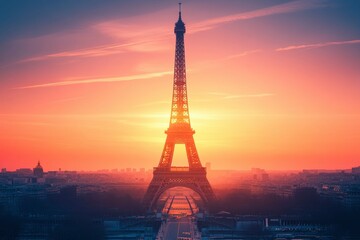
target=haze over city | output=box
[1,0,360,171]
[1,1,360,240]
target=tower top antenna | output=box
[178,2,182,18]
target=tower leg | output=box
[143,170,215,211]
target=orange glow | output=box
[1,2,359,171]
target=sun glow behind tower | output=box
[143,4,215,211]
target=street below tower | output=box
[157,194,200,240]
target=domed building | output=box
[33,161,44,178]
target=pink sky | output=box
[0,0,359,171]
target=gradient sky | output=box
[1,0,359,171]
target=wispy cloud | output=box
[224,93,275,99]
[222,49,262,60]
[19,20,173,63]
[190,0,327,33]
[276,39,360,51]
[116,135,165,143]
[19,39,169,63]
[190,49,262,72]
[135,100,169,107]
[208,92,230,96]
[116,119,167,129]
[15,71,172,89]
[20,43,126,62]
[208,92,275,99]
[49,96,85,104]
[19,0,326,63]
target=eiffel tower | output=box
[143,3,215,211]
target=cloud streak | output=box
[15,71,172,89]
[19,0,326,63]
[223,49,262,60]
[276,39,360,51]
[224,93,275,99]
[19,39,168,63]
[190,0,327,33]
[208,92,275,99]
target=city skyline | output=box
[1,0,360,171]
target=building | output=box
[16,168,33,175]
[352,166,360,174]
[33,161,44,178]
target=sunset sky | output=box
[1,0,359,171]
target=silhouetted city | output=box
[1,1,360,239]
[1,162,360,239]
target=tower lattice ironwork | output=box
[143,4,215,211]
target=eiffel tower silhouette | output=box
[143,3,215,211]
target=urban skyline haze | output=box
[1,0,360,171]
